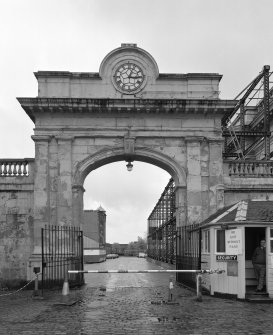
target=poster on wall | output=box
[225,229,242,255]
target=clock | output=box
[113,62,145,93]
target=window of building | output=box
[216,229,225,253]
[202,230,210,253]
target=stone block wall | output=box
[0,173,34,288]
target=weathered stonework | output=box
[1,43,272,287]
[0,163,34,287]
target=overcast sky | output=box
[1,0,273,243]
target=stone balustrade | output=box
[224,160,273,177]
[0,159,34,177]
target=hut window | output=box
[216,230,225,253]
[202,230,210,253]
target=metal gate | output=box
[42,225,84,289]
[176,224,201,288]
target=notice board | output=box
[227,261,238,277]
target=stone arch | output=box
[73,146,186,188]
[72,146,187,228]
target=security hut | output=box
[199,199,273,300]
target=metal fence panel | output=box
[42,225,84,289]
[176,224,201,288]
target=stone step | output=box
[245,291,273,303]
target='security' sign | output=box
[225,229,242,255]
[216,255,237,261]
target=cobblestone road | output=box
[1,257,273,334]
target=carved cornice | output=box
[55,135,74,142]
[158,73,222,80]
[31,135,51,142]
[185,136,205,143]
[207,138,225,143]
[33,71,222,81]
[17,98,237,123]
[34,71,101,79]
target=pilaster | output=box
[48,136,58,226]
[31,135,51,253]
[185,137,203,225]
[72,184,85,228]
[200,138,210,221]
[174,185,187,228]
[56,136,74,227]
[208,138,225,214]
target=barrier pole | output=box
[68,269,224,274]
[196,273,202,302]
[67,269,224,300]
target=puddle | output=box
[85,309,104,319]
[145,317,159,322]
[87,300,109,308]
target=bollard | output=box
[196,273,202,302]
[32,267,43,299]
[62,272,70,296]
[168,276,174,302]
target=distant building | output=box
[106,242,146,256]
[83,206,106,263]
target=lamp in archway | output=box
[126,161,133,172]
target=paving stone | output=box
[1,258,273,334]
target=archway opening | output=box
[83,161,170,254]
[73,147,187,282]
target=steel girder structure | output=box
[147,178,176,264]
[222,65,273,160]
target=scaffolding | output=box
[222,65,273,160]
[147,178,176,264]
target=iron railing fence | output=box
[42,225,84,289]
[176,224,201,288]
[147,218,176,263]
[147,178,176,264]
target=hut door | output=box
[245,227,266,291]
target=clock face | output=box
[114,62,144,93]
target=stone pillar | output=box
[208,139,224,215]
[185,137,203,225]
[49,137,58,226]
[31,135,50,254]
[56,136,73,227]
[200,138,210,221]
[72,184,85,229]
